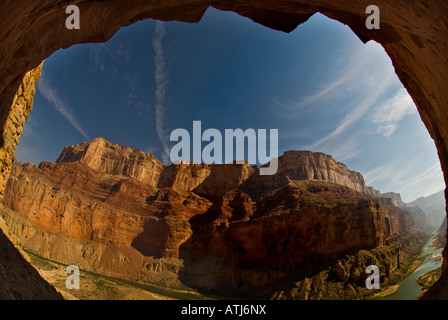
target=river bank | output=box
[373,230,443,300]
[368,256,426,299]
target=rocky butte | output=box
[0,138,427,299]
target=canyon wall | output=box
[56,138,165,188]
[179,181,414,296]
[407,191,446,228]
[380,192,427,229]
[53,138,381,198]
[0,139,418,298]
[240,151,380,199]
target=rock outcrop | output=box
[1,158,212,285]
[381,192,427,229]
[407,191,446,228]
[54,139,381,198]
[56,138,164,188]
[0,63,42,198]
[272,231,427,300]
[0,139,419,298]
[381,192,407,208]
[241,151,380,199]
[179,180,414,297]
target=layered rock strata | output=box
[0,63,42,198]
[272,231,426,300]
[0,139,419,298]
[380,192,427,230]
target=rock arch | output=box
[0,0,447,298]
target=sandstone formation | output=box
[381,192,407,208]
[57,138,381,197]
[407,191,446,228]
[0,139,420,298]
[179,180,415,297]
[0,0,447,298]
[0,63,42,198]
[272,231,426,300]
[2,157,212,285]
[380,192,427,230]
[56,138,165,188]
[240,151,380,199]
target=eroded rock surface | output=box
[1,139,420,298]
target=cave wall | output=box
[0,63,42,198]
[0,0,447,298]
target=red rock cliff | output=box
[1,139,416,297]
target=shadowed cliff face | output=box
[179,180,415,296]
[0,216,62,299]
[0,63,63,300]
[0,0,447,298]
[0,139,417,298]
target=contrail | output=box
[37,77,91,141]
[152,21,170,163]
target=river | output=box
[377,231,443,300]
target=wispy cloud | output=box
[37,77,90,141]
[289,42,397,161]
[306,71,395,154]
[370,88,417,137]
[15,117,45,164]
[90,43,107,72]
[271,38,440,201]
[89,43,131,75]
[363,158,413,186]
[115,44,131,62]
[273,43,383,118]
[90,42,151,120]
[152,21,170,163]
[404,162,445,193]
[363,156,445,202]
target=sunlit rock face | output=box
[1,139,416,298]
[0,0,447,298]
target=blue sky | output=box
[15,8,445,203]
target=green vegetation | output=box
[417,267,442,290]
[25,250,214,300]
[366,233,431,299]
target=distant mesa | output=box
[407,191,446,228]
